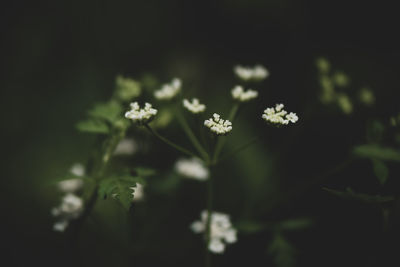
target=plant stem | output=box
[175,109,210,161]
[144,124,198,158]
[205,168,214,267]
[219,135,262,162]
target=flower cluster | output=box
[183,98,206,114]
[204,113,232,135]
[231,85,258,102]
[125,102,158,125]
[191,210,237,254]
[262,103,298,125]
[130,183,144,202]
[154,78,181,100]
[234,65,269,81]
[52,163,86,232]
[175,158,209,181]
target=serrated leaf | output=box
[76,119,109,134]
[323,187,394,204]
[353,144,400,162]
[88,101,123,123]
[371,159,389,185]
[98,175,144,211]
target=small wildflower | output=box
[204,113,233,135]
[131,183,144,202]
[234,65,269,81]
[125,102,158,125]
[262,104,298,125]
[114,138,137,156]
[231,85,258,102]
[57,179,84,193]
[154,78,181,100]
[175,158,209,181]
[51,193,84,232]
[190,210,237,254]
[183,98,206,114]
[70,163,85,177]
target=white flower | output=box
[52,193,84,232]
[131,183,144,202]
[113,138,137,156]
[204,113,232,135]
[175,158,209,181]
[262,103,298,125]
[70,163,85,177]
[190,210,237,254]
[154,78,181,100]
[231,85,258,102]
[125,102,158,124]
[183,98,206,114]
[234,65,269,81]
[57,179,84,193]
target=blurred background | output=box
[1,0,400,266]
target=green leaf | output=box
[353,144,400,162]
[323,187,395,204]
[88,101,123,124]
[268,233,296,267]
[371,159,389,185]
[98,175,144,211]
[76,119,109,134]
[134,167,156,177]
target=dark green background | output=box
[1,0,400,266]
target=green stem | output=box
[219,135,262,162]
[211,103,240,164]
[144,124,198,158]
[205,169,214,267]
[175,109,210,161]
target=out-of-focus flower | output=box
[231,86,258,102]
[262,104,298,125]
[337,93,353,114]
[234,65,269,81]
[154,78,181,100]
[359,87,375,106]
[190,210,237,254]
[57,179,84,193]
[51,193,84,232]
[315,57,331,74]
[70,163,85,177]
[204,113,232,135]
[131,183,144,202]
[175,158,209,181]
[183,98,206,114]
[333,71,350,87]
[125,102,157,125]
[114,138,137,156]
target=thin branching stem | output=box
[144,124,198,158]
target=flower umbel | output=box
[231,85,258,102]
[175,158,209,181]
[125,102,157,125]
[51,193,84,232]
[191,210,237,254]
[154,78,181,100]
[204,113,233,135]
[262,103,298,125]
[234,65,269,81]
[183,98,206,114]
